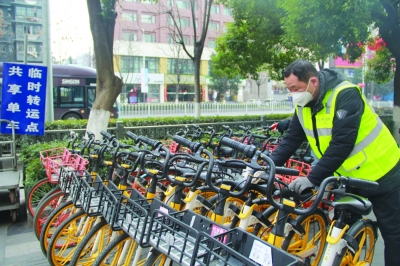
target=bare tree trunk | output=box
[193,56,202,117]
[392,57,400,143]
[86,0,123,139]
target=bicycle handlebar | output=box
[343,177,379,190]
[173,135,202,153]
[126,131,140,143]
[265,175,379,216]
[138,136,162,150]
[220,137,257,158]
[100,130,113,140]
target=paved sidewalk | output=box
[0,189,48,266]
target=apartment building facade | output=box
[0,0,44,63]
[113,0,234,103]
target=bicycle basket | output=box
[117,195,172,247]
[98,181,125,230]
[40,147,70,166]
[42,150,88,183]
[69,170,92,208]
[193,228,298,266]
[146,209,228,266]
[79,174,103,216]
[58,157,89,194]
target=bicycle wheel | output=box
[36,185,62,208]
[46,210,97,266]
[93,233,144,266]
[332,219,377,266]
[282,208,328,266]
[27,178,58,217]
[69,218,119,266]
[39,201,75,256]
[33,191,68,240]
[143,249,172,266]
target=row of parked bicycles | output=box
[29,124,379,266]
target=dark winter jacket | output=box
[270,69,365,185]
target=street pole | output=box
[42,0,54,122]
[23,30,28,64]
[140,28,148,99]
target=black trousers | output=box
[358,161,400,266]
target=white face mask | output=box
[292,79,315,107]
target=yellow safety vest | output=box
[296,81,399,181]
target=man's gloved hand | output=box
[276,119,291,134]
[288,176,314,194]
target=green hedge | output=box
[44,114,293,130]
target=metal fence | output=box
[40,117,277,143]
[119,102,294,118]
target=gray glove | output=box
[288,176,314,194]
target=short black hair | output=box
[283,59,318,83]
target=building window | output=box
[16,6,42,20]
[0,44,7,53]
[122,30,137,41]
[208,39,216,48]
[176,0,190,9]
[121,56,159,73]
[142,13,156,24]
[142,0,157,4]
[211,5,219,14]
[168,34,176,44]
[223,8,232,16]
[183,35,190,45]
[167,58,195,74]
[17,42,24,52]
[146,57,159,73]
[209,21,220,31]
[122,11,137,21]
[144,32,156,42]
[168,35,190,45]
[121,56,139,73]
[178,17,190,27]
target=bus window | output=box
[53,86,58,108]
[88,87,95,109]
[59,86,85,108]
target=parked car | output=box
[261,100,277,106]
[246,99,261,105]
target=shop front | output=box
[118,73,164,103]
[165,74,207,102]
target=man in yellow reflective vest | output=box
[270,59,400,266]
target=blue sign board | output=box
[1,63,47,136]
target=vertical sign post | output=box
[1,63,47,136]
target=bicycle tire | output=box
[281,208,328,266]
[331,219,377,266]
[27,178,58,217]
[33,191,68,240]
[143,249,172,266]
[69,218,117,266]
[93,233,144,266]
[36,186,62,208]
[46,210,97,266]
[39,200,75,256]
